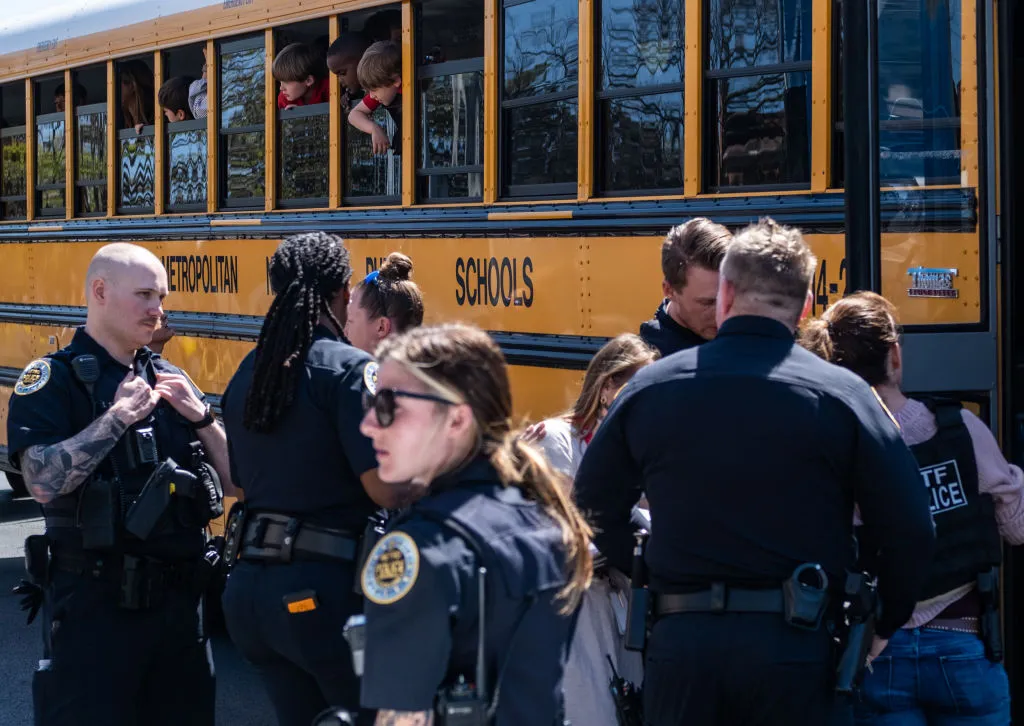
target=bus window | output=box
[341,5,403,204]
[219,36,266,208]
[74,65,107,216]
[35,76,66,216]
[597,0,684,195]
[117,57,156,214]
[275,20,329,208]
[416,0,484,201]
[501,0,579,198]
[833,0,962,187]
[704,0,812,191]
[163,44,208,212]
[0,82,27,220]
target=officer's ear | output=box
[90,277,107,306]
[444,402,475,439]
[377,316,392,339]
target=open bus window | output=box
[501,0,579,198]
[163,44,208,212]
[74,65,107,216]
[597,0,684,194]
[833,0,962,188]
[341,5,402,204]
[34,76,66,216]
[416,0,484,201]
[117,58,156,213]
[276,20,330,208]
[0,82,27,220]
[219,36,266,208]
[704,0,812,191]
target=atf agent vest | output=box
[37,336,215,560]
[394,466,572,725]
[910,398,1001,601]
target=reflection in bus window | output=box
[345,106,400,201]
[280,105,329,204]
[77,104,107,215]
[168,121,208,211]
[417,0,484,200]
[833,0,962,187]
[502,0,578,196]
[119,130,155,211]
[598,0,684,193]
[220,39,266,207]
[36,113,66,214]
[1,83,27,219]
[704,0,811,190]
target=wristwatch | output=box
[194,404,216,430]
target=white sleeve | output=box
[536,418,577,479]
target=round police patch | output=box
[14,359,51,396]
[361,531,419,605]
[363,361,379,396]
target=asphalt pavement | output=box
[0,474,276,726]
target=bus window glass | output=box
[417,0,484,201]
[220,38,266,206]
[116,59,155,213]
[833,0,962,187]
[168,123,208,210]
[35,77,66,215]
[1,82,27,220]
[704,0,811,190]
[119,132,155,210]
[598,0,684,194]
[345,106,401,200]
[280,108,330,203]
[74,65,108,216]
[163,45,208,211]
[502,0,579,196]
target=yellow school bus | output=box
[0,0,1020,705]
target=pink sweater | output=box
[893,398,1024,627]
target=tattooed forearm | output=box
[21,411,129,504]
[375,711,433,726]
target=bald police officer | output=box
[7,243,235,726]
[575,218,935,725]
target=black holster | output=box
[221,501,247,571]
[977,567,1003,663]
[624,530,650,652]
[834,571,878,695]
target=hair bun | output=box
[378,252,413,282]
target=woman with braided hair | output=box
[220,232,393,726]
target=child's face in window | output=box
[327,55,362,95]
[369,78,401,107]
[280,77,313,103]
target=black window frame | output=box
[0,125,28,220]
[702,0,813,193]
[218,35,267,210]
[34,110,67,217]
[116,124,156,215]
[277,102,330,209]
[74,101,109,218]
[499,0,580,200]
[166,117,209,214]
[594,0,686,197]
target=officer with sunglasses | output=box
[219,233,406,726]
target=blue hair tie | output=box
[364,270,380,286]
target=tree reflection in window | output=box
[169,125,208,210]
[1,130,27,219]
[36,115,65,212]
[219,39,266,206]
[77,108,107,215]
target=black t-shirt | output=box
[638,299,707,358]
[221,326,378,531]
[575,315,936,638]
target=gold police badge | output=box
[363,361,379,396]
[361,531,419,605]
[14,359,52,396]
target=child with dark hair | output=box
[348,41,402,155]
[157,76,196,122]
[364,8,401,43]
[272,42,329,110]
[326,32,372,111]
[54,83,87,113]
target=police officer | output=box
[803,291,1024,724]
[574,219,936,726]
[7,242,234,726]
[353,323,593,725]
[639,217,732,357]
[219,232,398,726]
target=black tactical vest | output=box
[910,398,1002,600]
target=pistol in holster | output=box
[977,566,1003,663]
[189,441,224,522]
[124,458,199,540]
[835,571,879,695]
[624,529,650,652]
[221,501,247,571]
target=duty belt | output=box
[239,512,359,564]
[655,584,785,616]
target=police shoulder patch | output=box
[363,361,379,396]
[361,530,420,605]
[14,359,52,396]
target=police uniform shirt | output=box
[360,458,574,724]
[7,327,208,557]
[221,325,378,531]
[638,299,706,358]
[575,315,936,638]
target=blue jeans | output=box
[853,627,1010,726]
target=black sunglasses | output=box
[362,388,459,427]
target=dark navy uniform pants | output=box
[34,570,215,726]
[222,559,373,726]
[643,612,835,726]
